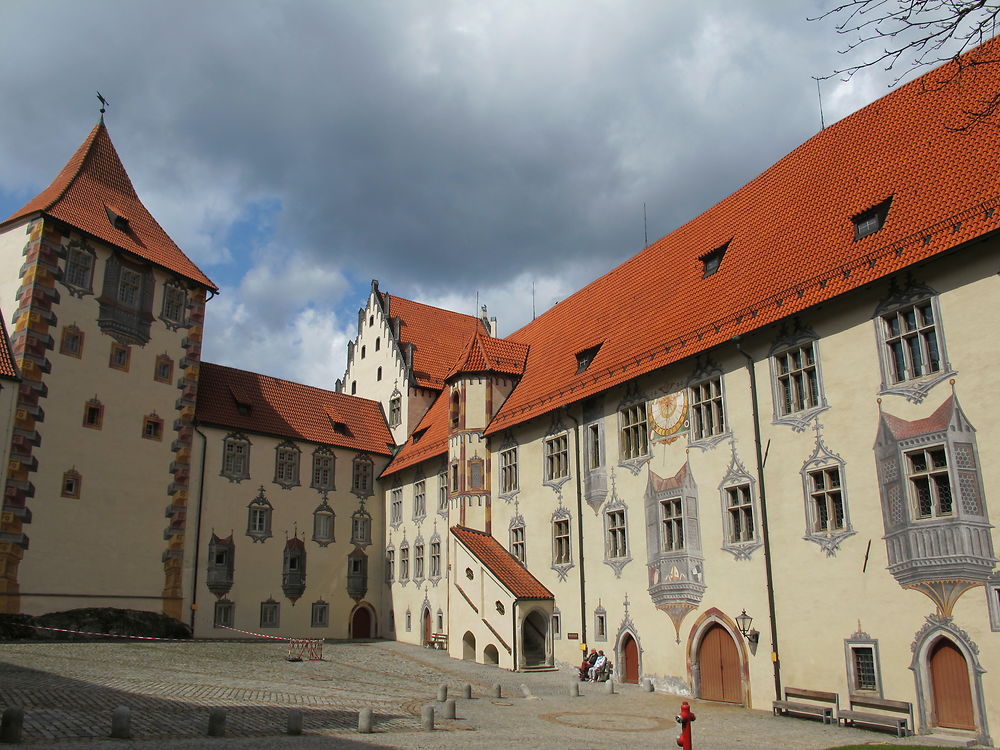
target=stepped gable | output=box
[0,313,19,381]
[381,390,449,476]
[483,38,1000,436]
[1,121,215,290]
[196,362,393,455]
[452,525,553,599]
[446,328,529,380]
[382,294,486,389]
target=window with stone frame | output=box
[311,447,335,491]
[312,496,335,546]
[553,518,571,565]
[450,391,461,427]
[808,466,846,533]
[399,543,410,583]
[594,606,608,642]
[385,547,395,583]
[438,470,449,513]
[772,340,823,417]
[222,434,251,482]
[60,325,84,358]
[587,422,603,469]
[689,376,726,441]
[906,445,954,518]
[109,341,130,372]
[98,255,154,344]
[413,479,426,520]
[154,354,173,384]
[214,600,234,628]
[430,540,441,579]
[390,487,403,526]
[725,484,755,544]
[660,498,684,551]
[544,433,569,481]
[246,486,273,543]
[260,599,280,629]
[606,508,628,558]
[82,398,104,430]
[160,282,188,328]
[273,441,301,489]
[61,469,82,499]
[389,393,402,428]
[844,631,883,696]
[552,609,561,639]
[510,520,526,564]
[142,413,164,441]
[351,504,372,547]
[500,446,519,494]
[414,542,425,582]
[311,600,329,628]
[450,461,460,492]
[63,242,95,294]
[351,454,373,497]
[619,403,649,460]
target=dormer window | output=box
[105,205,130,232]
[575,344,602,374]
[700,241,729,278]
[853,197,892,241]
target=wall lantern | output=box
[736,609,760,648]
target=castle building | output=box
[2,37,1000,747]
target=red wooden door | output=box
[352,606,371,638]
[930,639,975,730]
[698,624,741,703]
[423,609,432,643]
[622,634,639,684]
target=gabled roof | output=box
[1,121,216,290]
[381,293,486,389]
[0,312,20,381]
[196,362,393,455]
[483,39,1000,436]
[381,390,449,476]
[446,329,529,380]
[881,395,955,440]
[451,525,553,600]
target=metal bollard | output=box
[462,683,472,699]
[1,706,24,744]
[421,704,435,731]
[437,684,448,702]
[493,683,502,698]
[605,679,616,694]
[286,709,303,736]
[569,681,580,697]
[675,700,696,750]
[110,706,131,739]
[207,707,227,737]
[358,708,373,734]
[443,699,457,719]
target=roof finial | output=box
[96,91,110,123]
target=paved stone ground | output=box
[0,639,989,749]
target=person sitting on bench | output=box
[588,651,607,681]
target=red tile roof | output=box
[451,525,553,600]
[1,121,216,290]
[196,362,393,455]
[483,40,1000,436]
[382,294,486,389]
[446,329,529,380]
[0,312,19,381]
[381,390,449,476]
[881,395,954,440]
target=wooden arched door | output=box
[697,624,742,703]
[621,634,639,684]
[930,639,975,730]
[422,608,432,645]
[352,606,372,638]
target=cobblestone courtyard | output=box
[0,640,985,749]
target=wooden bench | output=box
[772,687,839,724]
[426,633,448,650]
[838,695,913,737]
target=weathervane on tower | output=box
[97,91,109,122]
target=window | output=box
[206,534,234,598]
[587,423,602,470]
[60,325,84,358]
[726,484,755,544]
[430,541,441,578]
[64,244,94,291]
[246,486,273,543]
[450,392,461,428]
[351,506,372,546]
[222,434,251,482]
[376,366,382,381]
[312,498,335,546]
[880,301,943,384]
[689,377,725,440]
[214,600,234,628]
[154,354,173,384]
[274,441,300,489]
[552,610,561,639]
[118,267,142,307]
[595,609,607,641]
[260,600,279,629]
[375,337,381,351]
[450,461,460,492]
[414,543,425,581]
[161,284,187,326]
[390,487,403,526]
[607,508,628,558]
[660,498,684,551]
[389,395,402,428]
[844,631,883,696]
[545,434,569,481]
[352,454,373,496]
[853,197,892,241]
[906,446,953,518]
[438,470,448,512]
[400,544,410,582]
[98,255,153,344]
[413,480,426,519]
[500,446,518,494]
[109,341,130,372]
[700,241,729,277]
[360,345,366,359]
[510,523,526,564]
[619,403,649,460]
[575,344,602,373]
[808,466,845,533]
[468,458,484,490]
[82,398,104,430]
[311,601,329,628]
[852,647,877,690]
[311,447,335,491]
[142,414,163,441]
[774,343,820,415]
[61,469,81,499]
[553,518,571,565]
[386,548,395,582]
[351,381,357,395]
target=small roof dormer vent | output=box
[104,205,130,233]
[575,343,603,374]
[853,197,893,241]
[700,240,730,278]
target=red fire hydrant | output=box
[675,700,696,749]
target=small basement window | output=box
[575,344,602,374]
[700,241,729,278]
[853,197,893,241]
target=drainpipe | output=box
[189,425,209,631]
[733,337,781,701]
[565,408,587,647]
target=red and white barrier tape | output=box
[27,624,189,641]
[218,625,322,644]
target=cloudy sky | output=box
[0,1,910,389]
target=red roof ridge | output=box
[446,328,529,380]
[881,394,955,439]
[451,525,553,600]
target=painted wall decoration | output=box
[649,385,689,445]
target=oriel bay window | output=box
[661,498,684,551]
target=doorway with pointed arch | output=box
[688,612,746,706]
[422,607,432,647]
